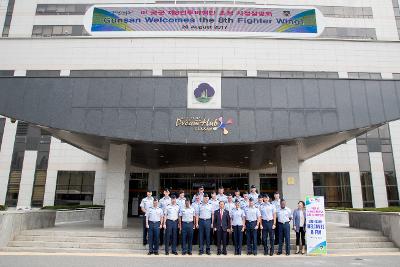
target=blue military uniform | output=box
[176,196,186,211]
[198,202,213,254]
[230,206,245,255]
[140,196,153,245]
[146,206,163,254]
[260,202,276,254]
[245,205,261,255]
[164,203,180,254]
[217,194,227,203]
[180,206,195,254]
[277,206,292,255]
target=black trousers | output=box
[274,222,280,245]
[296,227,306,246]
[142,216,148,244]
[216,228,228,253]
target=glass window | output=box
[159,173,249,199]
[0,118,5,151]
[259,173,278,195]
[55,171,95,205]
[360,172,375,207]
[358,153,371,172]
[312,172,353,208]
[385,171,400,206]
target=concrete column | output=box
[16,151,38,209]
[249,172,260,190]
[0,119,17,205]
[148,171,160,193]
[103,144,131,229]
[42,170,57,207]
[370,152,388,208]
[349,171,364,208]
[43,137,58,207]
[277,145,301,210]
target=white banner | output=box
[305,196,327,255]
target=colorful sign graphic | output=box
[194,83,215,103]
[175,116,233,135]
[214,117,233,135]
[187,73,221,109]
[305,196,327,256]
[83,4,325,38]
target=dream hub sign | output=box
[83,4,325,38]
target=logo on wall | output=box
[187,73,221,109]
[175,116,233,135]
[194,83,215,103]
[214,117,233,135]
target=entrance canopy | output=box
[0,77,398,169]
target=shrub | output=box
[41,205,104,210]
[0,205,7,211]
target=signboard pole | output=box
[305,196,327,255]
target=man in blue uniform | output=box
[230,199,245,255]
[271,192,281,246]
[255,194,264,246]
[146,198,163,255]
[191,194,202,245]
[277,199,292,256]
[163,195,180,255]
[140,190,153,245]
[179,199,196,255]
[233,189,242,203]
[260,194,276,256]
[159,188,171,245]
[192,186,205,203]
[216,186,227,203]
[196,193,214,255]
[245,198,261,255]
[249,185,259,201]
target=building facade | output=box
[0,0,400,228]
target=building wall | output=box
[0,0,400,207]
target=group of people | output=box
[140,185,307,256]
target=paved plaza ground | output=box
[0,252,400,267]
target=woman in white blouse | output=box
[292,200,306,254]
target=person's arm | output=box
[273,209,277,229]
[213,211,217,231]
[242,213,246,232]
[211,210,214,229]
[146,211,149,228]
[163,209,167,229]
[160,215,164,228]
[140,200,146,214]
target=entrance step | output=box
[3,220,399,255]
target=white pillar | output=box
[43,170,57,206]
[43,137,58,207]
[148,171,160,192]
[249,172,260,190]
[104,144,131,229]
[277,145,301,210]
[0,119,17,205]
[349,171,364,208]
[16,151,37,209]
[370,152,388,208]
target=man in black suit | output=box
[213,201,231,255]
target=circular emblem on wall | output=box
[194,83,215,103]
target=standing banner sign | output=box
[305,196,327,255]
